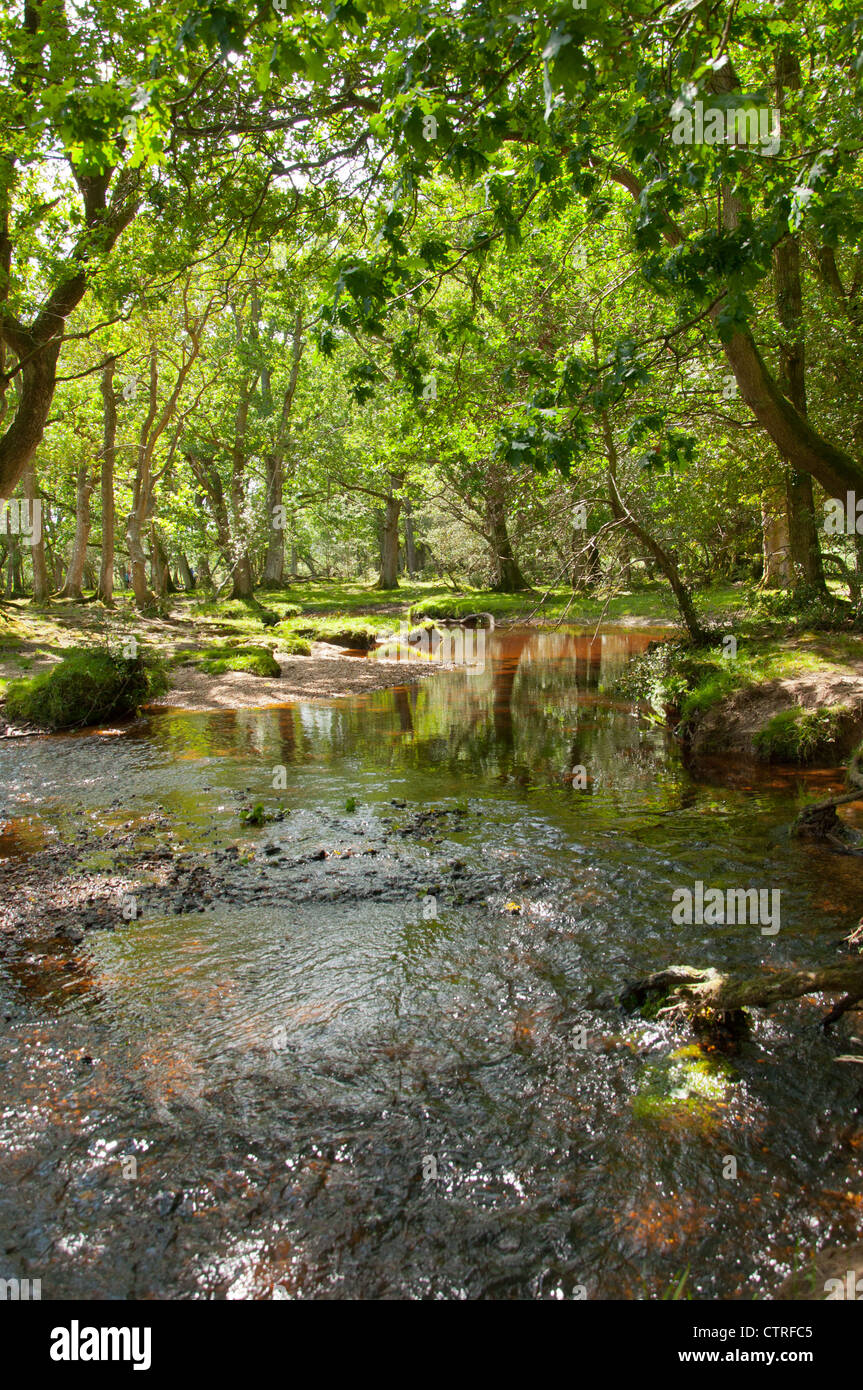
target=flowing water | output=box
[1,626,862,1300]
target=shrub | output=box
[4,647,168,730]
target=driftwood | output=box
[621,960,863,1029]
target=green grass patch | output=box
[275,614,387,648]
[275,633,312,656]
[197,645,281,677]
[4,647,168,730]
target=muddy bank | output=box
[684,672,863,762]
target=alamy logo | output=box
[387,621,488,675]
[824,1270,863,1300]
[823,492,863,535]
[0,498,41,545]
[50,1321,152,1372]
[672,881,780,935]
[0,1276,41,1299]
[671,99,780,157]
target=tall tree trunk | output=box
[22,460,49,602]
[177,553,195,591]
[126,507,153,609]
[376,482,402,590]
[404,497,418,577]
[5,532,22,596]
[485,480,529,591]
[150,525,176,597]
[59,462,95,599]
[760,484,792,588]
[97,358,117,606]
[773,48,825,595]
[261,307,303,589]
[228,308,258,600]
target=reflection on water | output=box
[0,626,862,1301]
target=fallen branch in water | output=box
[792,787,863,850]
[620,959,863,1029]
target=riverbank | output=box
[639,635,863,766]
[2,580,862,739]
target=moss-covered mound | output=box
[4,648,168,730]
[275,616,382,649]
[197,645,281,677]
[276,634,312,656]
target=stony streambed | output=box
[1,627,862,1300]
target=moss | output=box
[4,647,168,730]
[753,705,850,764]
[197,645,281,677]
[408,595,499,622]
[277,634,312,656]
[276,615,383,649]
[631,1045,733,1123]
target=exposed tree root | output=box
[792,787,863,850]
[621,960,863,1030]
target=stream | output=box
[1,626,862,1300]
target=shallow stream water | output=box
[1,626,862,1299]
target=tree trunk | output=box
[485,480,529,591]
[22,461,49,602]
[150,525,176,598]
[376,483,401,590]
[177,553,195,591]
[59,462,95,599]
[770,52,826,596]
[404,497,418,577]
[5,533,23,596]
[261,308,303,589]
[126,508,153,609]
[97,358,117,606]
[760,484,792,588]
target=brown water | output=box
[1,626,862,1300]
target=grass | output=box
[274,614,389,648]
[274,632,312,656]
